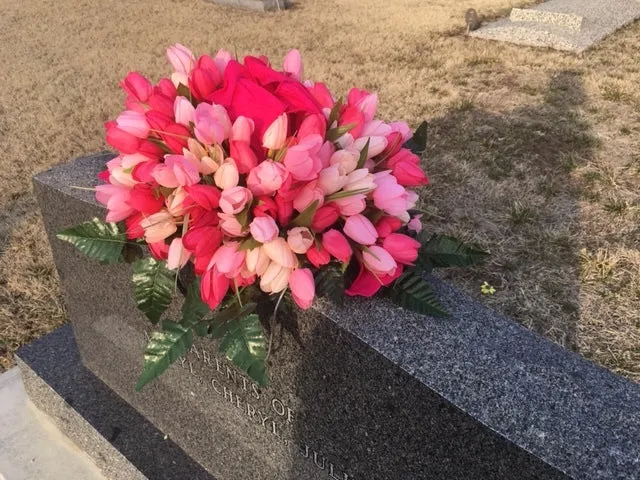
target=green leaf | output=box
[56,218,126,264]
[327,97,343,127]
[314,265,345,306]
[356,138,370,170]
[136,319,194,390]
[403,121,428,155]
[239,237,262,251]
[325,188,371,201]
[132,257,176,324]
[176,84,192,100]
[218,314,268,387]
[289,200,319,227]
[326,123,356,142]
[209,302,257,338]
[418,234,489,270]
[181,278,210,329]
[390,269,450,318]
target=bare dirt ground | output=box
[0,0,638,379]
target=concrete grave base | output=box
[470,0,640,53]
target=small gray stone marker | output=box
[204,0,289,12]
[17,153,640,479]
[471,0,640,53]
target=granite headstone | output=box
[28,154,640,479]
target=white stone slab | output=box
[0,368,105,480]
[471,0,640,53]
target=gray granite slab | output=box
[31,153,640,479]
[203,0,288,12]
[471,0,640,53]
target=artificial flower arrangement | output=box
[57,44,487,389]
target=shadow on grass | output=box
[422,69,598,350]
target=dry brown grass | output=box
[0,0,638,378]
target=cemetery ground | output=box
[0,0,638,380]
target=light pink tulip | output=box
[317,166,347,195]
[218,213,245,237]
[263,113,288,150]
[250,216,279,243]
[389,121,412,142]
[141,210,177,244]
[219,186,252,215]
[245,247,270,276]
[363,245,397,276]
[259,263,291,293]
[287,227,314,254]
[263,237,298,268]
[246,161,287,196]
[283,134,323,181]
[329,149,359,175]
[211,242,245,278]
[105,157,136,188]
[372,171,413,221]
[343,214,378,245]
[120,153,149,169]
[174,97,195,126]
[116,111,150,138]
[408,214,423,233]
[356,93,379,123]
[214,49,233,75]
[165,187,187,216]
[231,116,255,142]
[293,181,324,212]
[167,238,192,270]
[354,136,387,157]
[167,43,196,75]
[333,195,366,216]
[283,49,303,80]
[289,268,315,309]
[194,103,232,145]
[362,120,391,138]
[152,155,200,188]
[95,184,135,222]
[214,159,239,189]
[343,168,376,192]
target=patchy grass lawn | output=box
[0,0,638,378]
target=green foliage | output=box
[389,269,450,318]
[327,97,343,127]
[403,121,428,155]
[136,319,194,391]
[356,138,370,169]
[417,234,488,272]
[215,313,268,387]
[314,265,345,306]
[132,258,175,324]
[181,279,210,335]
[239,237,262,251]
[326,123,356,142]
[290,200,319,228]
[56,218,126,264]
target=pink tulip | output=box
[318,166,347,195]
[338,105,365,139]
[383,233,421,265]
[354,135,387,157]
[120,153,149,169]
[218,213,246,237]
[356,93,379,123]
[95,184,135,222]
[293,181,324,213]
[167,43,196,75]
[229,141,258,174]
[283,49,304,80]
[174,97,195,126]
[343,168,376,192]
[259,263,292,293]
[231,116,255,143]
[290,268,315,309]
[152,155,200,188]
[329,149,359,175]
[116,111,150,138]
[283,134,324,181]
[372,171,413,221]
[167,238,192,270]
[219,187,252,215]
[263,113,288,150]
[311,203,340,232]
[211,242,245,278]
[246,161,287,196]
[263,237,298,268]
[120,71,153,103]
[250,216,279,243]
[389,121,412,142]
[214,49,233,74]
[287,227,313,254]
[165,187,187,216]
[333,195,367,216]
[185,184,221,210]
[105,121,140,154]
[362,120,391,138]
[140,210,178,244]
[321,230,352,263]
[408,214,423,233]
[148,240,170,261]
[201,266,230,309]
[363,245,397,276]
[343,214,378,245]
[306,81,335,109]
[306,244,331,268]
[104,157,136,188]
[194,103,232,145]
[245,247,270,276]
[214,159,239,190]
[298,114,326,140]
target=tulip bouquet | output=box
[57,44,487,388]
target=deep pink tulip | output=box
[125,212,145,240]
[306,244,330,268]
[375,216,403,238]
[127,184,165,214]
[383,233,421,265]
[345,263,382,297]
[306,81,335,110]
[311,204,340,232]
[229,140,258,174]
[298,113,326,140]
[321,230,352,263]
[185,184,221,210]
[105,121,140,154]
[160,123,191,154]
[387,149,429,187]
[201,266,230,309]
[338,105,365,139]
[120,71,153,103]
[290,268,315,310]
[343,214,378,245]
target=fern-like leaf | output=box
[56,218,126,264]
[314,265,345,306]
[132,257,175,324]
[418,234,489,271]
[217,314,268,387]
[390,269,450,318]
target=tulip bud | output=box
[214,159,239,190]
[263,113,289,150]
